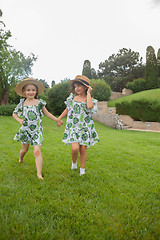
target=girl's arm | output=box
[56,107,68,127]
[58,107,68,120]
[12,113,24,125]
[87,86,94,109]
[42,106,58,122]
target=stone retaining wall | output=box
[93,101,160,131]
[93,102,118,128]
[109,88,133,101]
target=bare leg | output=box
[34,145,43,179]
[79,145,87,169]
[19,144,29,163]
[71,143,79,163]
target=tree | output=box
[51,80,55,87]
[0,9,37,104]
[39,79,50,91]
[98,48,144,91]
[91,68,98,79]
[0,9,5,27]
[61,78,70,83]
[82,60,97,79]
[145,46,158,89]
[157,48,160,78]
[82,60,92,79]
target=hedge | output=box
[116,99,160,122]
[0,104,16,116]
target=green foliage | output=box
[98,48,144,92]
[145,46,158,89]
[126,78,146,93]
[47,81,70,115]
[39,79,50,90]
[106,76,128,92]
[0,104,16,115]
[91,79,111,101]
[116,99,160,122]
[157,48,160,77]
[0,11,37,104]
[1,116,160,239]
[39,91,49,103]
[8,86,20,104]
[82,60,92,79]
[98,48,143,80]
[108,88,160,107]
[82,59,97,79]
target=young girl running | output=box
[13,78,62,179]
[57,75,99,176]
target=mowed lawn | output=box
[0,116,160,240]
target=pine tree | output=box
[145,46,158,89]
[82,60,92,79]
[157,48,160,78]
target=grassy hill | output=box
[108,88,160,107]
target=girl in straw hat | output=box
[13,78,63,179]
[57,75,99,176]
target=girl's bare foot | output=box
[19,158,23,163]
[37,174,43,180]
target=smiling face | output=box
[73,82,88,95]
[23,84,38,99]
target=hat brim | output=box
[69,79,90,88]
[15,79,45,97]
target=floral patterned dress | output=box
[13,98,46,146]
[63,93,99,148]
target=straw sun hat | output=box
[70,75,90,88]
[15,78,45,97]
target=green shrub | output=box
[8,87,20,104]
[116,99,160,122]
[91,79,111,101]
[47,82,70,115]
[126,78,146,93]
[0,104,16,116]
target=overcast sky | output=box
[1,0,160,86]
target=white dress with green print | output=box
[13,98,46,146]
[63,93,99,148]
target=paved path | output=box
[125,128,160,133]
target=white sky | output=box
[1,0,160,86]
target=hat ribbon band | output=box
[75,79,89,86]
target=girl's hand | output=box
[87,86,93,94]
[19,119,24,125]
[57,119,63,127]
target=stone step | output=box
[122,125,131,129]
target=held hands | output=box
[19,118,24,125]
[57,118,63,127]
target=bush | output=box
[91,79,111,101]
[116,99,160,122]
[158,77,160,87]
[47,80,111,115]
[0,104,16,116]
[8,87,20,104]
[47,82,70,115]
[126,78,146,93]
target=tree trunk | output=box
[0,90,9,105]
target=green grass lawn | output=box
[1,116,160,239]
[108,88,160,107]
